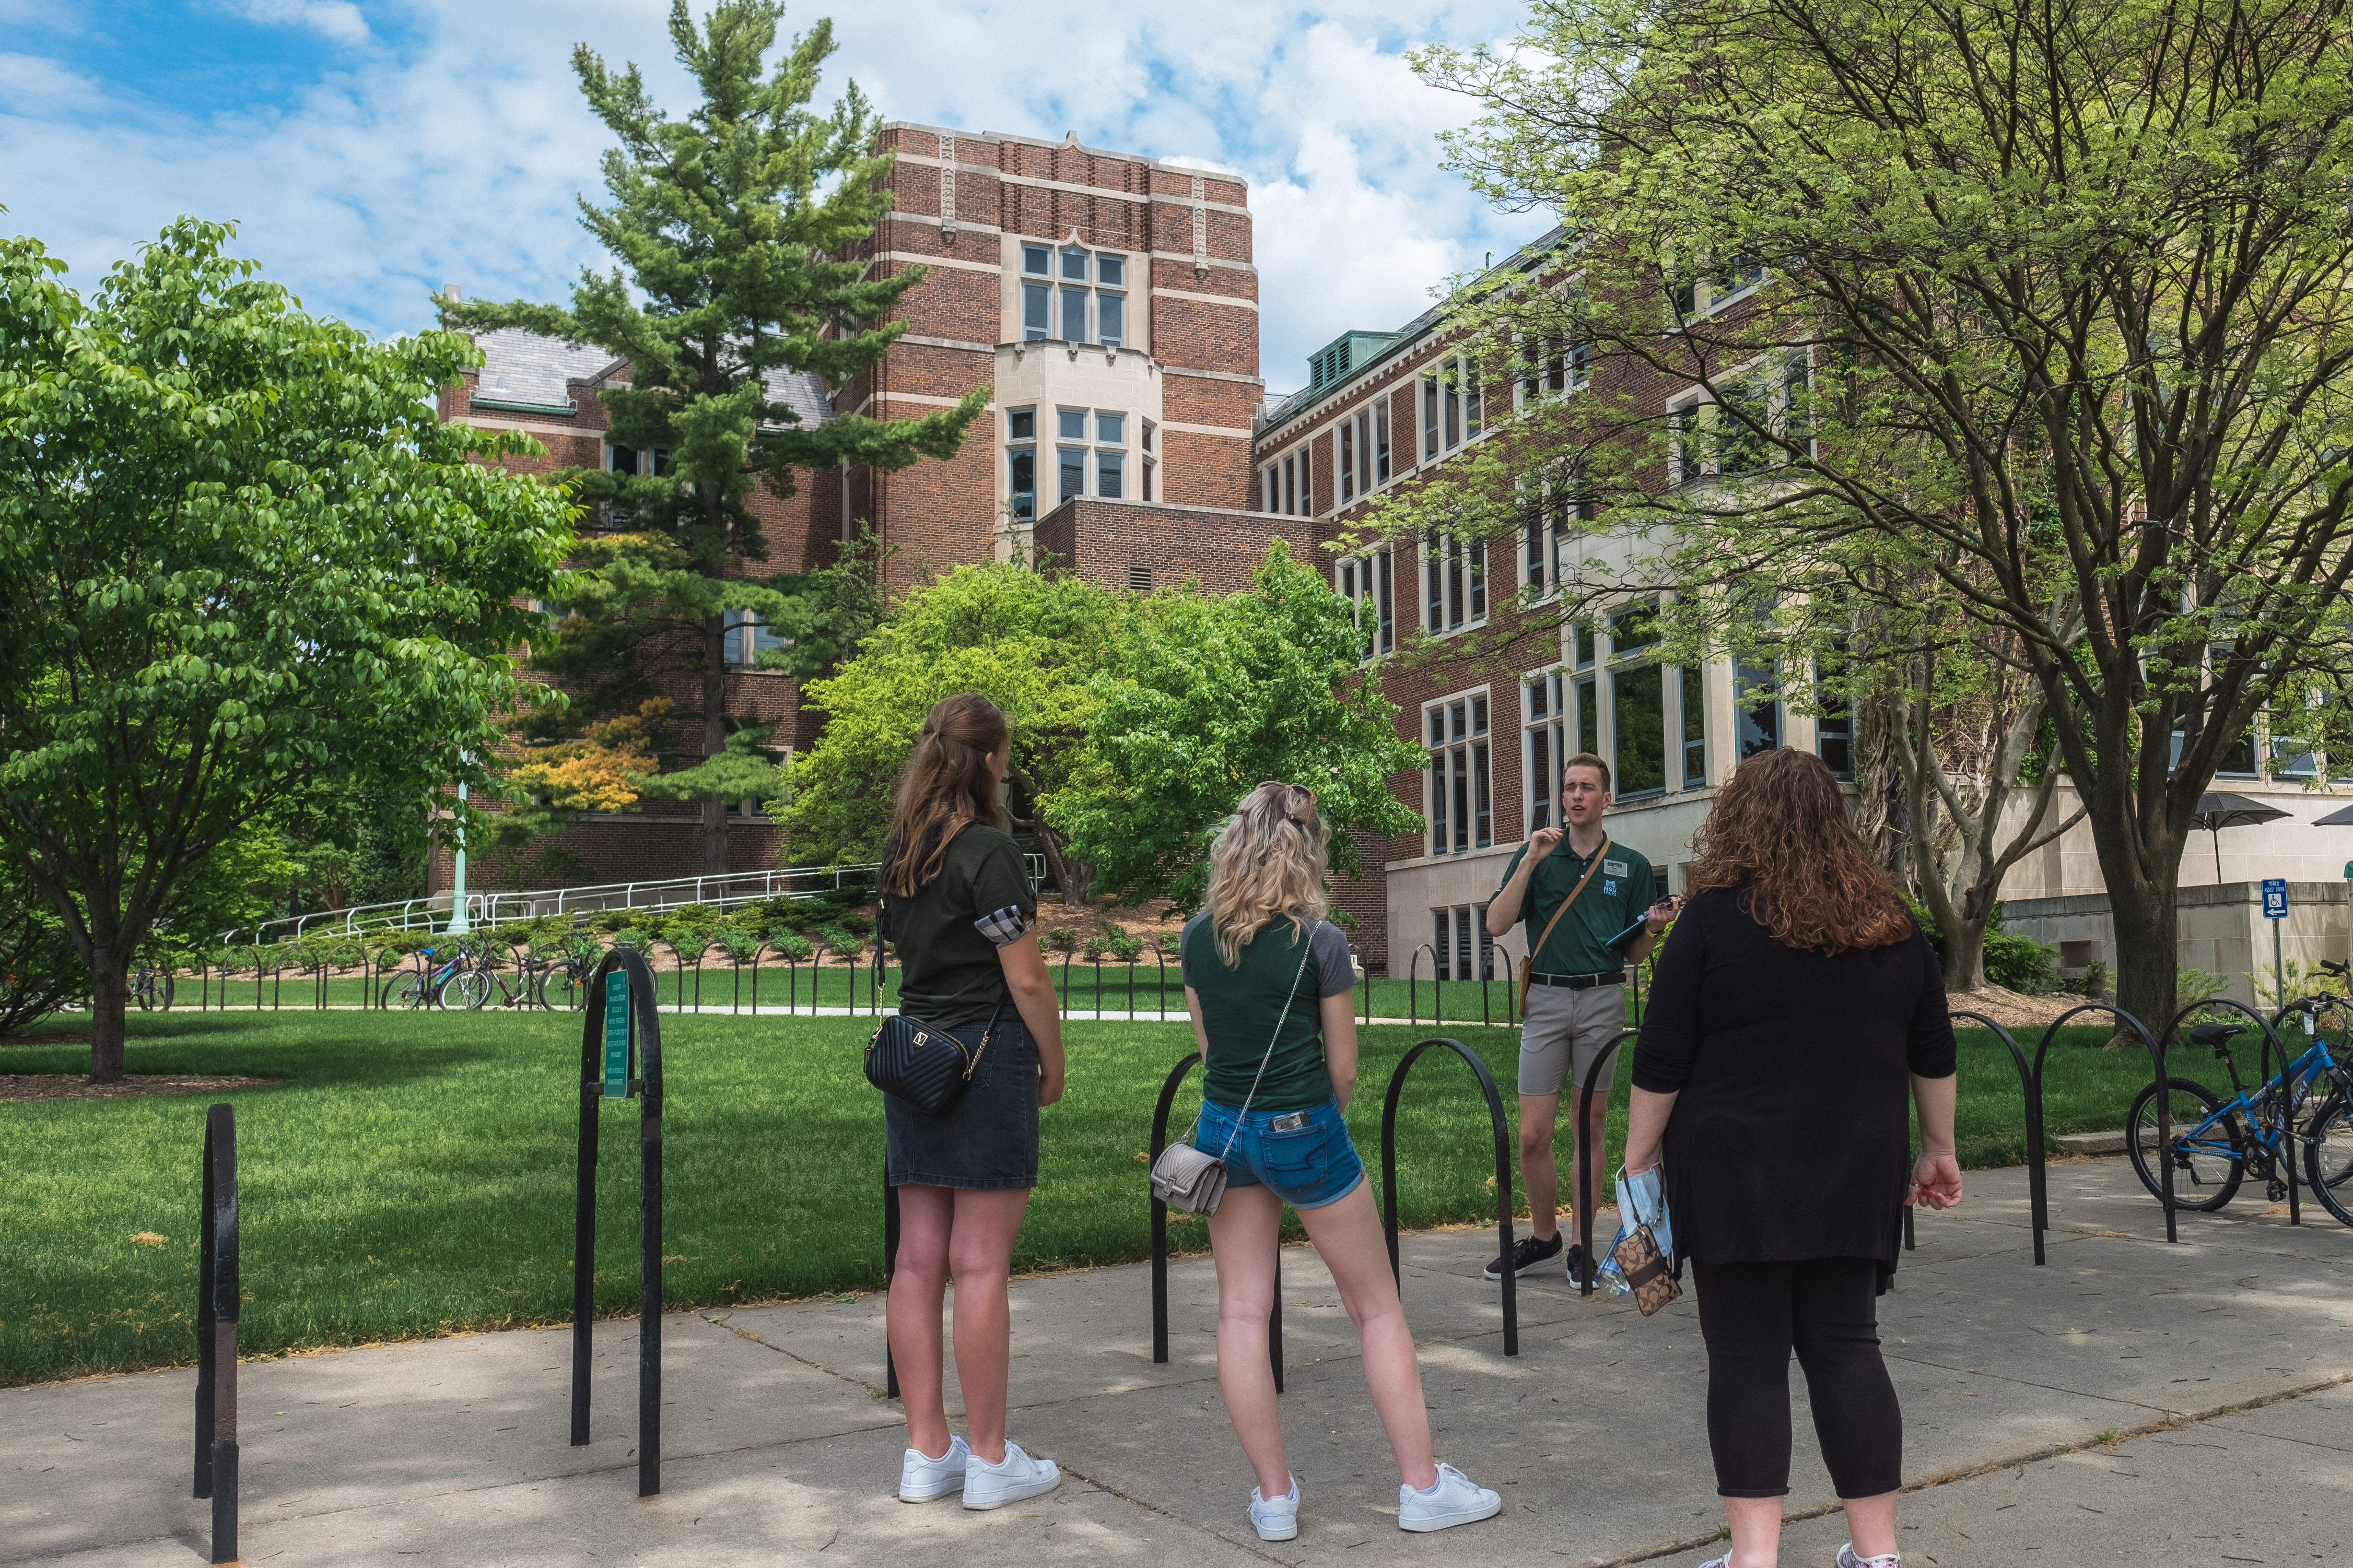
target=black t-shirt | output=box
[1631,885,1957,1266]
[888,825,1036,1028]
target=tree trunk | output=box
[87,949,131,1084]
[1027,821,1090,907]
[1941,918,1989,994]
[703,611,730,876]
[2105,872,2182,1053]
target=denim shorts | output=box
[1191,1097,1364,1210]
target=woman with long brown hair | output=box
[1625,747,1962,1568]
[879,694,1067,1510]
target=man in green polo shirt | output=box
[1481,751,1677,1282]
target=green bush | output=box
[612,927,648,952]
[712,925,760,963]
[590,909,633,934]
[1983,931,2058,994]
[1046,926,1080,952]
[817,925,867,960]
[767,930,814,962]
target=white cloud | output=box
[0,0,1555,397]
[225,1,372,45]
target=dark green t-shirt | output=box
[889,825,1036,1028]
[1181,913,1355,1111]
[1494,835,1658,976]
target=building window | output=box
[1097,450,1125,499]
[1525,484,1590,600]
[1285,452,1299,514]
[1375,400,1391,483]
[1735,657,1781,760]
[1338,548,1396,658]
[1680,666,1708,787]
[1429,906,1496,982]
[1519,331,1591,402]
[1423,530,1486,635]
[1028,243,1128,347]
[1058,445,1085,505]
[1816,668,1852,777]
[721,609,783,667]
[1426,692,1492,855]
[1419,356,1481,459]
[1526,671,1567,830]
[1669,358,1807,484]
[1576,621,1596,669]
[1577,673,1598,756]
[1006,407,1036,522]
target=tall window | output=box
[1338,549,1396,658]
[1680,666,1708,787]
[1265,450,1309,515]
[1006,407,1037,522]
[1735,657,1781,760]
[1610,605,1666,797]
[1375,400,1391,484]
[1426,692,1492,855]
[1526,671,1567,830]
[1430,906,1497,982]
[1420,356,1481,460]
[1815,660,1852,777]
[1519,331,1592,402]
[1423,530,1486,634]
[1026,243,1127,346]
[1141,419,1156,502]
[1341,419,1355,502]
[1525,484,1590,599]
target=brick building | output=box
[438,123,2343,997]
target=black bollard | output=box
[193,1103,239,1564]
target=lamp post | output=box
[448,778,471,934]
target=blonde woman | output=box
[1180,781,1501,1541]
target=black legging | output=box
[1690,1256,1902,1500]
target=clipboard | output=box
[1603,914,1651,952]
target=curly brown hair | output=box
[1687,747,1914,955]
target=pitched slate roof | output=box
[469,327,832,427]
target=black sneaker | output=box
[1484,1231,1563,1280]
[1565,1243,1594,1285]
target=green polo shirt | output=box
[1495,835,1658,977]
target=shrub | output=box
[818,925,867,960]
[1046,927,1080,952]
[1983,932,2058,994]
[590,909,633,934]
[612,927,648,952]
[768,930,814,962]
[2176,966,2231,1012]
[713,925,760,963]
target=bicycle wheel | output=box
[542,966,587,1011]
[2303,1095,2353,1227]
[157,972,174,1010]
[133,971,157,1011]
[2126,1078,2244,1211]
[440,970,492,1010]
[387,972,429,1009]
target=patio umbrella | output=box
[2311,803,2353,828]
[2191,791,2291,883]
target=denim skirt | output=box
[884,1016,1040,1190]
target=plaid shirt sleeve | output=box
[972,905,1035,947]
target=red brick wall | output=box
[1032,498,1314,596]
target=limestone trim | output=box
[1152,287,1257,312]
[891,152,1252,216]
[897,334,998,353]
[885,210,1002,234]
[867,251,1005,276]
[1162,364,1267,387]
[879,391,988,410]
[454,414,600,442]
[1160,420,1255,438]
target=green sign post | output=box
[603,971,630,1098]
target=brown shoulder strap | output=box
[1527,835,1609,972]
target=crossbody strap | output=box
[1528,834,1610,971]
[1210,919,1322,1161]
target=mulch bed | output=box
[0,1074,282,1102]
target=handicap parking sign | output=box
[2262,877,2289,919]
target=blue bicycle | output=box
[2126,963,2353,1226]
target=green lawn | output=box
[0,1010,2234,1386]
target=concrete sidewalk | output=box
[5,1156,2348,1567]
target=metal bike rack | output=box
[2032,1004,2174,1243]
[1406,944,1438,1029]
[1148,1053,1283,1389]
[1949,1011,2048,1262]
[1572,1030,1638,1299]
[2162,998,2300,1227]
[1380,1038,1518,1355]
[192,1103,239,1563]
[570,947,665,1496]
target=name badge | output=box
[1605,859,1629,876]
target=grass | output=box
[0,1010,2237,1387]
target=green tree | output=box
[0,220,573,1080]
[444,0,982,875]
[0,853,86,1034]
[1412,0,2353,1033]
[778,563,1123,900]
[1052,541,1424,911]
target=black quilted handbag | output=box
[865,1000,1004,1117]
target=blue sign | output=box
[2262,878,2289,920]
[603,971,630,1097]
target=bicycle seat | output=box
[2189,1022,2246,1051]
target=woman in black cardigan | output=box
[1625,748,1963,1568]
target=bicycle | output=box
[535,942,602,1011]
[385,945,481,1010]
[2125,963,2353,1227]
[132,958,176,1011]
[462,948,557,1011]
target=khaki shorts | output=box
[1518,978,1628,1098]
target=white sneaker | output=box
[1396,1461,1501,1532]
[1250,1475,1300,1541]
[897,1434,968,1502]
[962,1439,1062,1510]
[1837,1547,1900,1568]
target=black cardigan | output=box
[1631,885,1958,1266]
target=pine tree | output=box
[445,0,984,874]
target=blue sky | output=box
[1,0,1554,396]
